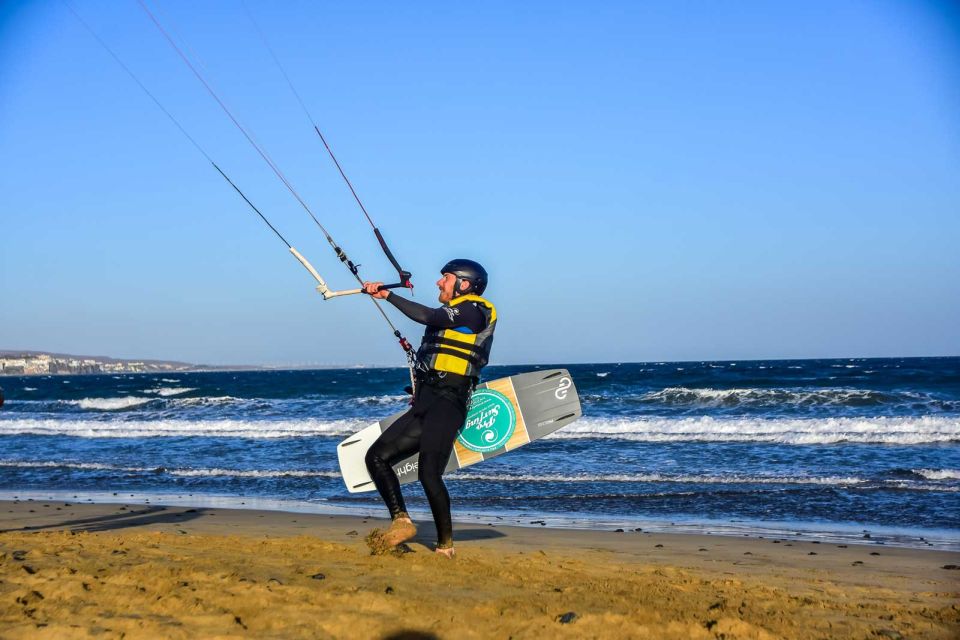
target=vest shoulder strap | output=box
[448,294,497,322]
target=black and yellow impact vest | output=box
[417,294,496,379]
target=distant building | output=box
[0,352,193,376]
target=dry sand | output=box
[0,499,957,639]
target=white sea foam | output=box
[355,394,407,405]
[0,460,121,471]
[636,386,931,408]
[175,395,243,407]
[0,418,363,438]
[167,468,339,478]
[0,414,954,444]
[548,415,960,444]
[142,387,196,397]
[914,469,960,481]
[23,387,37,391]
[0,460,340,478]
[1,459,955,494]
[70,397,153,411]
[161,379,181,383]
[451,471,865,485]
[596,372,610,378]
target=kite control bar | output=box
[289,247,407,299]
[289,247,360,299]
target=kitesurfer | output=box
[362,259,496,558]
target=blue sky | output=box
[1,1,958,366]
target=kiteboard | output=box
[337,369,581,492]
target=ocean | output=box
[1,357,958,549]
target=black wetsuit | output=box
[364,294,488,547]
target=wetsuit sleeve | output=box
[386,294,486,332]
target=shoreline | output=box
[1,489,957,552]
[1,499,958,638]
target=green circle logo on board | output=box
[458,389,516,453]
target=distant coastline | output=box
[0,350,242,377]
[0,350,387,377]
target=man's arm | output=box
[386,294,486,332]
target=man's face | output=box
[436,273,467,303]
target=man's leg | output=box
[417,385,469,553]
[365,409,423,521]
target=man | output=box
[362,259,495,558]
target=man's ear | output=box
[459,279,471,292]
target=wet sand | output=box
[1,499,957,639]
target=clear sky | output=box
[1,1,958,366]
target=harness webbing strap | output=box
[418,346,484,368]
[423,336,485,356]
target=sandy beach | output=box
[0,500,956,639]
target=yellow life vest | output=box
[417,294,496,378]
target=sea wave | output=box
[913,469,960,481]
[0,460,121,471]
[142,387,196,397]
[549,416,960,444]
[354,394,408,405]
[1,414,957,443]
[4,393,406,421]
[632,386,955,409]
[0,460,953,493]
[0,460,340,478]
[175,396,243,407]
[451,472,865,485]
[69,397,154,411]
[166,468,340,478]
[0,418,364,438]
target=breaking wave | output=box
[913,469,960,481]
[1,415,956,444]
[0,460,119,471]
[69,397,154,411]
[549,416,960,444]
[355,394,408,405]
[0,460,340,478]
[451,472,865,485]
[0,460,952,493]
[631,386,957,410]
[142,387,196,397]
[0,418,364,438]
[166,468,340,478]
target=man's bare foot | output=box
[381,516,417,547]
[435,545,455,559]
